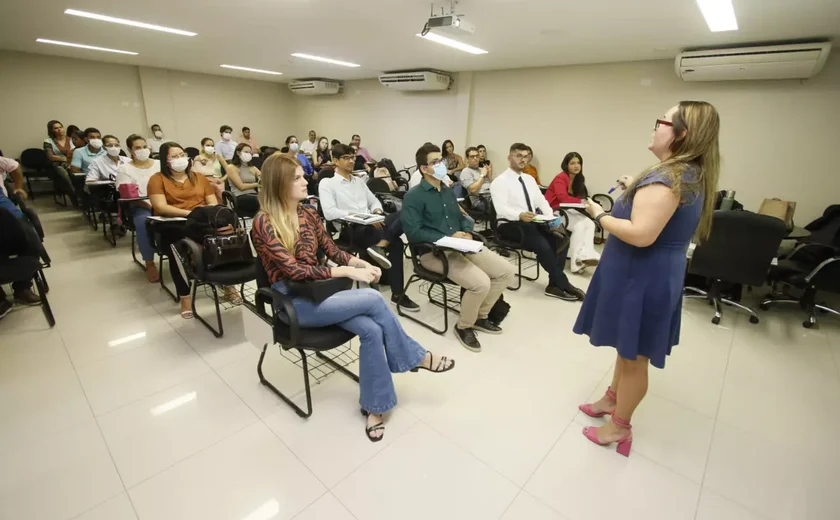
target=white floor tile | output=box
[128,422,324,520]
[525,427,700,520]
[0,420,124,520]
[500,491,568,520]
[75,332,211,415]
[292,493,355,520]
[72,493,138,520]
[173,307,256,369]
[695,488,767,520]
[333,422,519,520]
[264,375,419,488]
[97,371,257,487]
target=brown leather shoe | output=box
[14,289,41,306]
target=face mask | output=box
[222,132,232,141]
[239,152,252,163]
[290,142,300,153]
[153,130,163,138]
[204,145,215,155]
[88,138,103,149]
[432,162,448,180]
[105,145,121,157]
[134,148,151,161]
[170,157,189,172]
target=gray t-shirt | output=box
[459,166,490,203]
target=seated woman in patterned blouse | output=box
[251,153,455,442]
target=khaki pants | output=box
[420,247,515,329]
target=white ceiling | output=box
[0,0,837,82]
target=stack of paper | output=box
[342,213,385,225]
[557,202,586,209]
[147,216,188,222]
[434,236,483,253]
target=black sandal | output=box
[361,409,385,443]
[411,353,455,373]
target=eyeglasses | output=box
[654,119,674,130]
[426,159,444,167]
[339,155,356,161]
[513,153,529,160]
[467,154,479,159]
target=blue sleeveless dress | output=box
[573,167,703,369]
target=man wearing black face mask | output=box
[402,142,515,352]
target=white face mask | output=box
[153,130,163,138]
[88,138,103,149]
[204,145,215,155]
[105,145,122,157]
[169,157,189,172]
[289,142,299,153]
[222,132,232,141]
[239,151,252,164]
[134,148,151,161]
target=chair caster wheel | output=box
[759,303,770,311]
[803,320,814,329]
[711,316,721,325]
[749,315,759,324]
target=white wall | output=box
[469,56,840,224]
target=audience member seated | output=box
[402,142,515,352]
[116,134,161,282]
[459,146,492,212]
[148,142,221,318]
[545,152,601,273]
[70,128,105,174]
[239,126,259,153]
[522,145,540,184]
[301,130,318,155]
[490,142,585,301]
[285,135,314,177]
[225,142,261,216]
[330,139,341,147]
[312,136,332,169]
[192,137,228,200]
[0,156,42,310]
[350,134,374,163]
[216,125,237,161]
[252,153,454,441]
[442,139,466,179]
[65,130,87,170]
[86,135,129,183]
[319,144,419,311]
[148,124,165,154]
[43,120,73,167]
[477,144,492,170]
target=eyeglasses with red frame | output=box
[654,119,674,131]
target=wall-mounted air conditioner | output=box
[288,80,342,95]
[675,42,832,81]
[378,70,452,91]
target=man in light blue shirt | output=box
[70,127,105,173]
[215,124,237,161]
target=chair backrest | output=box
[19,148,50,169]
[185,147,200,159]
[689,210,787,286]
[367,178,392,194]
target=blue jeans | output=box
[131,206,154,261]
[272,286,426,414]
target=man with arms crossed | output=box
[459,146,492,212]
[402,142,515,352]
[491,142,585,301]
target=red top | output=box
[252,206,352,285]
[545,171,582,207]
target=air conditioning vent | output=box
[675,42,831,81]
[289,80,342,95]
[378,70,452,91]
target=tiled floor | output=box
[1,201,839,520]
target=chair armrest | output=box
[805,256,840,284]
[255,287,300,346]
[496,218,526,246]
[784,243,839,262]
[175,237,205,279]
[467,231,488,244]
[591,193,614,213]
[407,241,450,280]
[222,191,237,209]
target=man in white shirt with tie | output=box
[490,142,585,301]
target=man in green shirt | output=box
[402,142,515,353]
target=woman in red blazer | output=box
[546,152,601,273]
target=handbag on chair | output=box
[185,206,252,270]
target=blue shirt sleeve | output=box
[298,154,314,176]
[71,149,83,169]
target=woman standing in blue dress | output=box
[574,101,720,457]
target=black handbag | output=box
[186,206,252,270]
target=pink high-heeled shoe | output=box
[582,415,632,457]
[578,386,616,418]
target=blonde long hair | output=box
[258,153,302,253]
[627,100,721,242]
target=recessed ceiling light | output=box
[696,0,738,32]
[64,9,196,36]
[220,64,283,75]
[290,53,361,68]
[416,32,488,55]
[36,38,138,55]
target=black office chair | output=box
[685,210,787,325]
[118,198,149,269]
[173,237,257,337]
[145,219,183,302]
[185,147,200,159]
[0,208,55,327]
[6,188,52,290]
[761,243,840,328]
[89,181,122,246]
[488,201,548,290]
[18,148,54,200]
[252,254,359,418]
[221,190,257,224]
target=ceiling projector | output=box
[424,14,475,35]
